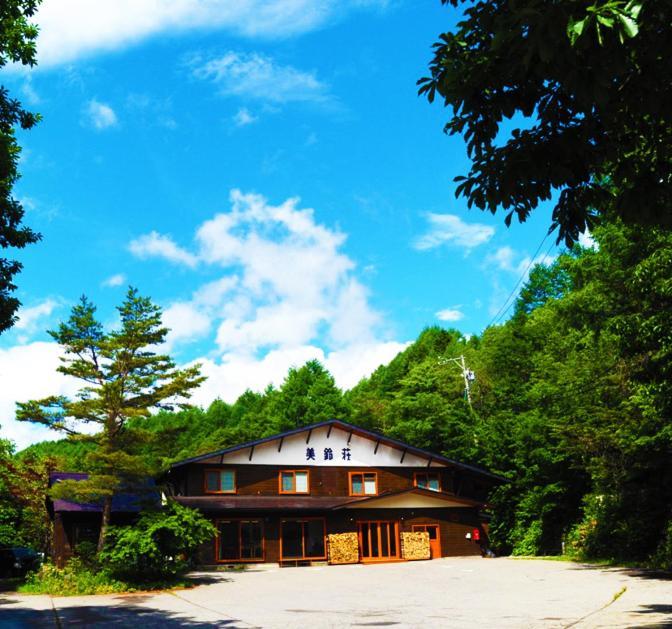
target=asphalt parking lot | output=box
[1,557,671,628]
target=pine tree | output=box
[16,288,205,551]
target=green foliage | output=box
[19,558,128,596]
[271,360,350,432]
[99,502,215,580]
[0,438,21,546]
[0,434,53,550]
[18,438,95,471]
[0,0,42,333]
[419,0,672,245]
[19,503,213,593]
[567,1,642,46]
[650,520,672,572]
[16,288,205,551]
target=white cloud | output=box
[102,273,125,287]
[189,341,407,408]
[84,99,118,129]
[0,342,81,450]
[14,298,60,335]
[21,77,40,105]
[414,213,495,251]
[165,189,376,356]
[128,231,198,268]
[486,246,557,276]
[133,189,399,361]
[28,1,388,69]
[323,341,408,390]
[191,51,330,104]
[484,246,558,319]
[233,107,258,127]
[578,231,597,249]
[4,190,409,449]
[436,308,464,322]
[162,302,213,351]
[486,246,519,273]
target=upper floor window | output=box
[349,471,377,496]
[205,469,236,494]
[414,472,441,492]
[279,470,309,494]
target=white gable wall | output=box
[344,493,468,509]
[196,425,446,468]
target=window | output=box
[349,471,378,496]
[72,523,99,545]
[279,470,309,494]
[414,472,441,492]
[205,469,236,494]
[280,518,326,560]
[217,520,263,562]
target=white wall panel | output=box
[197,425,446,468]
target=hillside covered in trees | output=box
[3,218,671,568]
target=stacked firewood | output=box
[327,532,360,564]
[401,531,430,560]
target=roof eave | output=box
[167,419,508,482]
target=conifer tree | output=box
[16,288,205,551]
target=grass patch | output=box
[215,564,248,572]
[510,555,649,569]
[510,555,577,562]
[17,560,194,596]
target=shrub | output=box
[649,520,672,571]
[19,558,127,596]
[73,541,98,567]
[99,501,215,581]
[511,520,543,556]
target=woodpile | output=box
[328,532,360,564]
[401,531,430,560]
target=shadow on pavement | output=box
[56,603,244,627]
[0,577,23,593]
[0,607,54,627]
[568,564,672,581]
[184,574,231,586]
[3,602,245,628]
[632,602,672,627]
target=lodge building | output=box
[163,420,504,565]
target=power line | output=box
[492,239,558,325]
[486,233,555,329]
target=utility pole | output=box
[438,355,476,408]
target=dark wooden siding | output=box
[52,512,137,568]
[176,464,466,498]
[198,507,485,564]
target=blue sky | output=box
[0,0,562,449]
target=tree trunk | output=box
[97,494,112,553]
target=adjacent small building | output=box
[47,472,157,566]
[163,419,504,565]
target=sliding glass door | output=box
[217,519,264,562]
[280,518,326,561]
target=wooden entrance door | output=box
[412,524,442,559]
[358,521,400,562]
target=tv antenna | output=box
[438,355,476,407]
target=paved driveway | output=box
[1,558,671,628]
